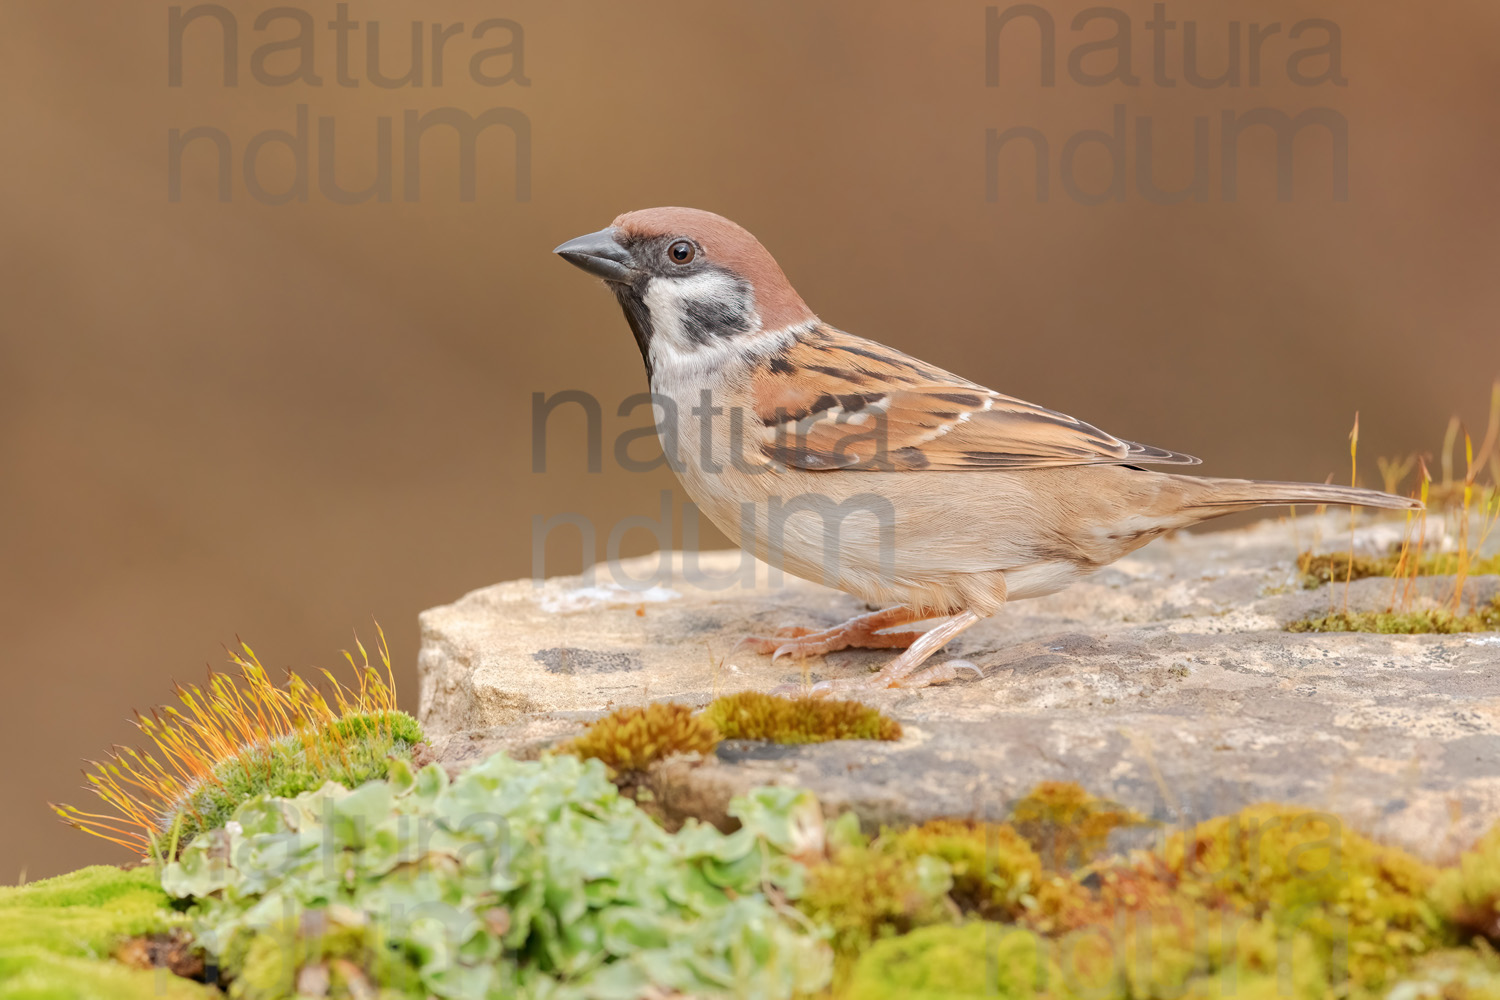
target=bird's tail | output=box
[1181,477,1422,513]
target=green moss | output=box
[1163,803,1446,992]
[0,866,213,1000]
[886,820,1042,920]
[798,841,954,965]
[1032,901,1328,999]
[1094,905,1327,1000]
[1292,544,1500,633]
[0,950,214,1000]
[562,701,720,773]
[842,922,1055,999]
[170,709,422,849]
[1298,549,1500,588]
[1432,822,1500,946]
[842,911,1327,1000]
[800,816,1039,982]
[1008,781,1150,870]
[327,709,423,747]
[1286,599,1500,634]
[560,694,901,776]
[702,691,902,743]
[836,800,1500,997]
[797,786,1151,982]
[224,911,423,1000]
[0,866,178,957]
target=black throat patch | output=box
[679,276,755,345]
[609,268,757,382]
[610,283,656,380]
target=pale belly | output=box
[661,422,1094,611]
[648,378,1164,614]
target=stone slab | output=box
[415,515,1500,860]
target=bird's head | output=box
[554,207,815,377]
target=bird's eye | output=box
[667,240,695,264]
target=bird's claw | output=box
[945,658,984,680]
[734,626,820,658]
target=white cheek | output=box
[643,272,763,373]
[643,272,754,340]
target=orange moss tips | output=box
[701,691,902,744]
[1008,781,1150,870]
[562,702,720,774]
[48,804,147,856]
[1296,547,1500,588]
[57,632,411,857]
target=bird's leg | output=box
[736,606,926,661]
[809,610,987,693]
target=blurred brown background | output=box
[2,0,1497,879]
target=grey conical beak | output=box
[553,227,637,283]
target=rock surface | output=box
[416,515,1500,861]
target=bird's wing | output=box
[750,325,1200,472]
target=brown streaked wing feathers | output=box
[751,326,1200,472]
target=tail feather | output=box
[1185,478,1422,513]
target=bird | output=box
[554,207,1421,692]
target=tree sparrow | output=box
[555,207,1420,691]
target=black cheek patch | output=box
[680,276,755,344]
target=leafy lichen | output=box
[163,753,831,999]
[26,778,1500,997]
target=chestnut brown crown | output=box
[611,207,816,332]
